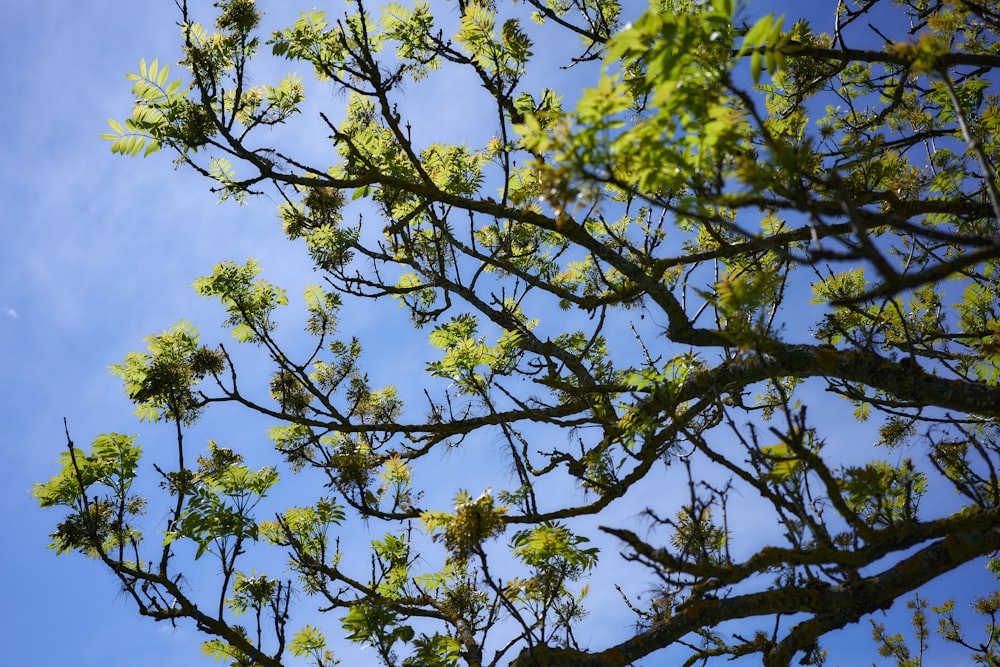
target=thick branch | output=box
[663,342,1000,419]
[789,45,1000,70]
[512,508,1000,667]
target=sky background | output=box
[1,1,996,665]
[0,2,299,662]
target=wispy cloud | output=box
[2,306,18,318]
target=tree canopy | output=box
[35,0,1000,665]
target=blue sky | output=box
[2,1,997,666]
[0,2,287,663]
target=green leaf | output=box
[289,625,327,657]
[750,50,763,84]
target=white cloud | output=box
[1,306,17,318]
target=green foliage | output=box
[508,522,598,636]
[456,3,532,85]
[289,624,339,667]
[193,259,288,344]
[841,460,926,529]
[42,0,1000,666]
[669,505,727,566]
[110,321,223,424]
[426,312,530,394]
[101,58,188,157]
[202,635,255,665]
[166,442,278,560]
[871,593,1000,667]
[33,432,145,557]
[405,633,463,667]
[342,603,414,664]
[421,489,508,566]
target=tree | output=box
[34,0,1000,665]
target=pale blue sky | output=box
[2,2,996,666]
[1,2,291,663]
